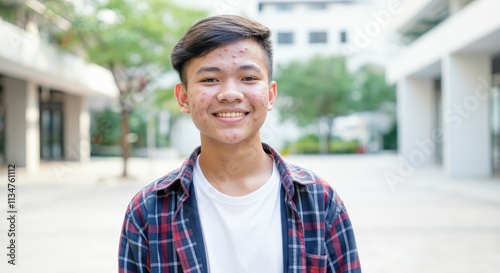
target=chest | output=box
[196,182,283,273]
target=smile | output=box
[214,112,247,118]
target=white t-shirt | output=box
[193,156,283,273]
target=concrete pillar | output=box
[3,77,40,171]
[64,94,90,162]
[442,53,491,177]
[397,77,437,166]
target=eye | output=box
[242,76,256,81]
[202,78,218,83]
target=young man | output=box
[119,15,361,273]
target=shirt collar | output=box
[263,143,315,201]
[151,146,201,195]
[151,143,314,198]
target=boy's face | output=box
[175,38,277,146]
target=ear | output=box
[267,81,277,111]
[174,83,190,114]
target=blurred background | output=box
[0,0,499,272]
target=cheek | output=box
[190,92,211,120]
[200,91,212,103]
[249,90,270,109]
[189,92,208,108]
[247,90,270,122]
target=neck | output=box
[198,138,273,196]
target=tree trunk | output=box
[121,109,130,177]
[146,110,156,158]
[326,115,335,154]
[319,119,328,154]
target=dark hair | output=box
[171,15,273,84]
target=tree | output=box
[352,64,397,151]
[275,55,353,153]
[57,0,206,176]
[352,63,396,112]
[0,0,73,33]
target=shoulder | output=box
[264,143,344,210]
[265,144,342,204]
[125,147,201,218]
[124,168,183,221]
[287,162,342,204]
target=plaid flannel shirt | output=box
[119,143,361,273]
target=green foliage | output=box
[91,108,121,146]
[275,55,353,126]
[128,109,148,147]
[275,56,397,153]
[291,134,321,154]
[382,122,398,150]
[276,57,396,127]
[354,64,397,150]
[329,140,361,154]
[0,1,22,26]
[352,64,396,113]
[90,108,147,147]
[0,0,75,31]
[282,134,361,154]
[59,0,206,70]
[57,0,206,172]
[154,88,181,116]
[54,0,207,116]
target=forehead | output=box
[185,38,268,76]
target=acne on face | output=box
[215,47,255,73]
[179,38,275,145]
[192,92,211,121]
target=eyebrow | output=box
[194,64,263,75]
[237,64,262,73]
[195,66,222,75]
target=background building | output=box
[0,18,118,171]
[254,0,395,69]
[388,0,500,177]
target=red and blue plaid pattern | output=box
[119,144,361,273]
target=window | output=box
[275,3,293,11]
[308,2,328,10]
[309,31,328,44]
[340,30,348,44]
[277,32,294,45]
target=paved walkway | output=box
[1,153,499,273]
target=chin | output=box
[201,130,260,146]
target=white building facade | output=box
[0,19,118,171]
[388,0,500,178]
[254,0,395,69]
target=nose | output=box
[216,80,244,103]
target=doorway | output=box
[39,90,64,160]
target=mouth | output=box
[213,112,248,118]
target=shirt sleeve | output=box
[325,203,362,273]
[118,203,151,273]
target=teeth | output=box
[216,112,245,118]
